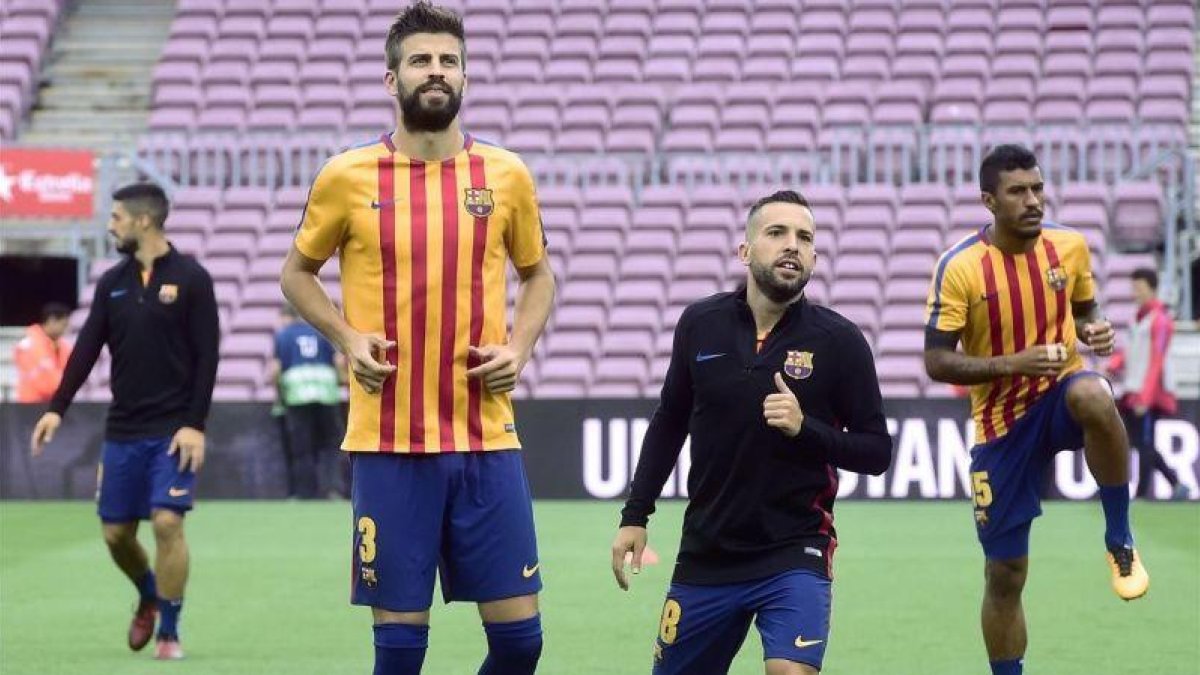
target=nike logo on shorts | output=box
[522,563,540,578]
[794,636,824,649]
[168,487,189,497]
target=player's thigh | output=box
[652,584,753,675]
[350,453,447,612]
[478,593,539,623]
[441,451,541,603]
[749,570,832,671]
[97,439,153,523]
[969,403,1057,560]
[148,436,195,516]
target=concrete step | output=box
[73,6,176,20]
[27,109,148,128]
[38,88,148,110]
[44,62,155,81]
[51,44,165,64]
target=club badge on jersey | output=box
[1046,266,1068,292]
[463,188,494,218]
[784,350,815,380]
[158,284,179,304]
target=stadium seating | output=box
[58,0,1192,399]
[0,0,66,139]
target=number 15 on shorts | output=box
[972,471,992,527]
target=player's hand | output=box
[763,373,804,437]
[611,526,648,591]
[342,332,397,394]
[466,344,526,393]
[30,412,61,456]
[1006,343,1069,377]
[1081,319,1115,357]
[168,427,206,472]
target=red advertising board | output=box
[0,148,95,218]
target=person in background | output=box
[1107,268,1188,500]
[267,303,347,499]
[14,303,73,403]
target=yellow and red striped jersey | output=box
[925,224,1095,444]
[294,134,546,452]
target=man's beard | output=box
[114,236,138,255]
[398,80,462,133]
[749,258,810,304]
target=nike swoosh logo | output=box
[522,563,540,578]
[696,352,726,362]
[370,197,404,209]
[110,289,127,298]
[168,488,189,497]
[794,636,824,649]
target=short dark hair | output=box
[41,302,70,323]
[385,1,465,71]
[979,144,1040,195]
[1132,267,1158,290]
[747,190,812,222]
[112,182,169,229]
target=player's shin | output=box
[478,614,543,675]
[373,623,429,675]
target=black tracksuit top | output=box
[621,289,893,584]
[50,246,220,440]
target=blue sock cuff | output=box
[374,623,429,650]
[1098,484,1133,548]
[483,615,542,641]
[136,571,157,602]
[990,657,1024,675]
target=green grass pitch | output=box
[1,501,1196,674]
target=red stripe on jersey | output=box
[376,158,397,452]
[980,254,1004,442]
[816,464,839,579]
[408,162,428,452]
[466,152,488,450]
[999,254,1025,430]
[1023,249,1050,403]
[1042,238,1067,345]
[438,159,459,449]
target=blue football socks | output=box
[1098,484,1133,549]
[156,597,183,639]
[478,615,543,675]
[374,623,428,675]
[135,571,157,604]
[990,658,1023,675]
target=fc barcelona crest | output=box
[783,350,814,380]
[1046,266,1067,292]
[158,284,179,304]
[464,188,494,218]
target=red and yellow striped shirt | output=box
[925,224,1095,444]
[295,134,546,452]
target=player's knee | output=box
[481,614,543,673]
[1065,377,1116,426]
[101,523,135,549]
[150,510,184,542]
[984,558,1027,598]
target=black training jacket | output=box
[621,289,893,584]
[50,246,219,440]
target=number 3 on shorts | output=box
[972,471,993,508]
[658,599,682,644]
[357,516,377,564]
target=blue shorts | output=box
[652,569,832,674]
[97,436,195,523]
[350,450,541,612]
[970,372,1096,560]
